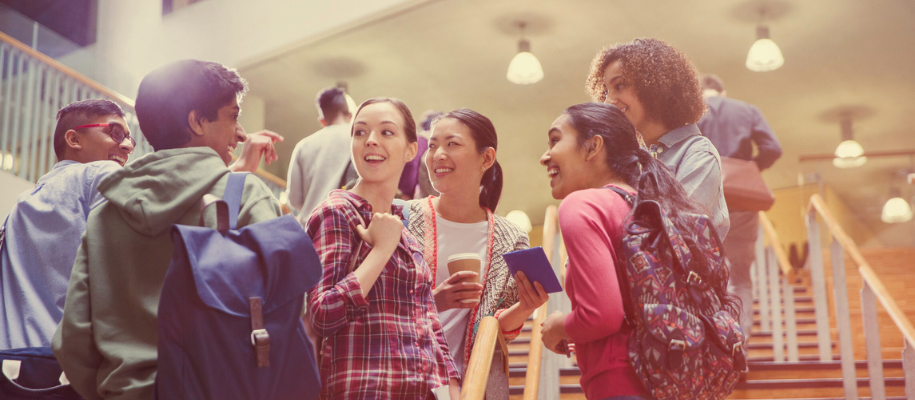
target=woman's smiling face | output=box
[539,113,592,200]
[425,117,490,195]
[351,102,417,185]
[602,60,647,131]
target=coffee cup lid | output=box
[447,253,481,262]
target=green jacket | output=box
[52,148,282,400]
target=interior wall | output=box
[766,184,877,254]
[60,0,431,97]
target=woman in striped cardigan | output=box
[407,108,549,398]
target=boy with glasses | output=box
[0,99,135,350]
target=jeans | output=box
[723,210,760,341]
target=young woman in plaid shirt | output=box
[406,109,549,398]
[305,98,460,399]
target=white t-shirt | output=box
[434,214,489,372]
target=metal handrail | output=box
[522,205,558,400]
[0,31,284,192]
[0,30,134,107]
[806,193,915,399]
[807,194,915,346]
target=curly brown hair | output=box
[585,38,706,130]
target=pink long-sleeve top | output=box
[559,185,646,399]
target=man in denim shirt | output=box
[0,99,134,349]
[698,74,783,339]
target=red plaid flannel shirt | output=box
[306,190,459,399]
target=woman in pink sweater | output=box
[538,102,712,400]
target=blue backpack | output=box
[155,173,323,400]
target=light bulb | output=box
[881,197,913,223]
[507,39,543,85]
[832,140,867,168]
[746,26,784,72]
[506,210,533,233]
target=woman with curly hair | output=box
[585,38,729,238]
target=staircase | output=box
[492,198,915,400]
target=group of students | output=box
[1,37,737,400]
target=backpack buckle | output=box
[667,339,687,369]
[249,297,270,368]
[250,329,269,346]
[731,342,743,356]
[686,270,703,285]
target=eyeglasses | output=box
[73,123,137,149]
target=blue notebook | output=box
[502,247,563,293]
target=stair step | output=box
[754,317,816,326]
[755,296,812,304]
[737,376,905,389]
[753,329,818,337]
[508,360,904,377]
[753,306,815,315]
[747,354,840,363]
[509,379,906,396]
[746,341,832,350]
[749,359,903,371]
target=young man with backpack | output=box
[52,60,283,400]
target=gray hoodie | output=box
[52,147,282,400]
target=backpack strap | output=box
[392,198,410,228]
[604,186,635,207]
[0,216,8,252]
[225,172,249,230]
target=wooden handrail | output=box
[807,194,915,347]
[798,149,915,162]
[522,205,558,400]
[0,30,135,107]
[460,316,501,400]
[0,31,289,190]
[229,153,288,190]
[758,211,795,281]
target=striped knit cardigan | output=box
[407,197,529,399]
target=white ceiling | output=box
[239,0,915,244]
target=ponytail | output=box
[480,160,503,211]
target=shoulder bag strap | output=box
[225,172,249,230]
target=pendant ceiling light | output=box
[881,189,913,224]
[506,22,543,85]
[832,113,867,168]
[746,5,784,72]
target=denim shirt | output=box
[0,160,119,349]
[649,123,730,239]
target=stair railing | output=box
[805,193,915,400]
[460,316,506,400]
[0,31,284,196]
[755,211,804,363]
[523,205,559,400]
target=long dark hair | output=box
[563,102,739,316]
[435,108,502,211]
